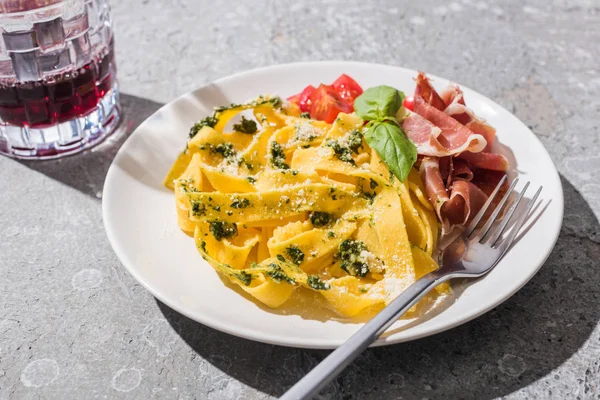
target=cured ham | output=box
[415,72,446,111]
[402,72,488,157]
[401,105,487,157]
[442,83,497,152]
[412,95,487,154]
[402,111,479,157]
[406,72,510,235]
[458,151,508,172]
[440,80,509,172]
[420,157,488,231]
[451,158,474,181]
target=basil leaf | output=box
[354,86,405,121]
[364,121,417,182]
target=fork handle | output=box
[280,271,447,400]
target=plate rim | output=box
[102,61,564,349]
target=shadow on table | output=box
[14,93,164,198]
[159,175,600,400]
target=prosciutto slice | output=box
[420,157,488,231]
[440,83,509,170]
[451,158,474,181]
[458,151,508,172]
[409,95,487,155]
[415,72,446,111]
[441,82,497,152]
[401,72,487,156]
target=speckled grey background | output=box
[1,0,599,399]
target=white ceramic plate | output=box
[103,62,563,349]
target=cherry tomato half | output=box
[310,84,353,123]
[403,96,415,111]
[297,85,316,113]
[287,85,317,112]
[287,93,302,105]
[332,74,363,103]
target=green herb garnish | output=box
[353,86,417,182]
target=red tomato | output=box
[310,84,353,123]
[298,85,316,112]
[286,85,316,112]
[403,96,415,111]
[332,74,363,103]
[287,93,302,105]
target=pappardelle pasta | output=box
[164,92,449,318]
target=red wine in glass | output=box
[0,43,115,128]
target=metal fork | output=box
[280,176,542,400]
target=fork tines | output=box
[466,177,542,248]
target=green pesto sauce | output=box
[191,200,206,217]
[210,143,236,159]
[233,116,258,134]
[270,141,289,170]
[234,270,253,286]
[230,197,251,209]
[209,221,238,241]
[325,139,354,164]
[325,129,364,165]
[346,129,364,153]
[189,96,281,139]
[307,275,330,290]
[285,245,305,265]
[338,239,370,277]
[266,263,295,284]
[189,115,218,138]
[309,211,333,227]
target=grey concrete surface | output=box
[1,0,599,399]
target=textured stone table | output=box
[1,0,599,399]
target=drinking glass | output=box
[0,0,120,159]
